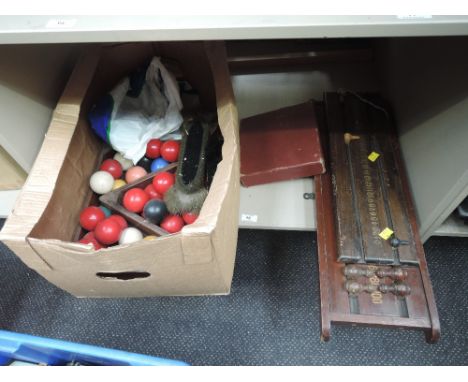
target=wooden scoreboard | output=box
[315,93,440,342]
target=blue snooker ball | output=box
[151,157,169,172]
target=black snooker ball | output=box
[143,199,168,225]
[137,156,153,172]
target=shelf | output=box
[432,213,468,238]
[1,16,468,44]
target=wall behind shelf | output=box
[233,60,380,120]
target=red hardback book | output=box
[240,102,325,187]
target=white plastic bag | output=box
[90,57,183,164]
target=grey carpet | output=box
[0,221,467,365]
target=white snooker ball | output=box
[119,227,144,245]
[89,171,114,194]
[113,152,134,171]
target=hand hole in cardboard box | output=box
[96,271,151,281]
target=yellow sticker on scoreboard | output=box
[368,151,380,162]
[379,227,394,240]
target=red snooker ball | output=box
[160,214,184,234]
[160,140,180,162]
[94,218,122,245]
[108,214,128,230]
[79,206,106,231]
[100,159,123,179]
[79,231,105,250]
[144,184,162,200]
[123,188,150,213]
[152,172,175,195]
[182,212,199,225]
[146,139,162,159]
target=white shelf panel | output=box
[432,213,468,238]
[239,178,316,231]
[0,16,468,44]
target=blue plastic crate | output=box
[0,330,188,366]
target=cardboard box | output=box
[0,42,240,297]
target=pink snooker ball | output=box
[125,166,147,184]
